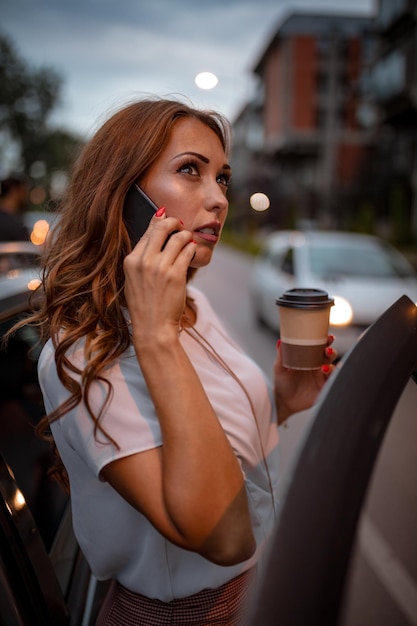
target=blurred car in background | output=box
[0,241,42,300]
[249,230,417,355]
[0,210,59,300]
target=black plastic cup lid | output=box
[276,288,334,309]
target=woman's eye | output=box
[178,162,199,176]
[217,173,231,187]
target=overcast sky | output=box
[2,0,375,138]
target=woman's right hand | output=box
[123,208,196,343]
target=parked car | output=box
[0,271,108,625]
[0,240,41,270]
[0,241,42,302]
[249,230,417,354]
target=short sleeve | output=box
[38,340,162,477]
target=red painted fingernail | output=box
[321,364,331,374]
[276,339,282,349]
[155,206,166,217]
[325,347,334,357]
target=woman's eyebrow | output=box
[172,151,231,171]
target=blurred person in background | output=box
[12,98,336,625]
[0,175,30,241]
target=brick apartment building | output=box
[231,11,374,232]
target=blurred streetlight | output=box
[195,72,218,90]
[250,192,270,212]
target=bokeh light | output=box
[30,186,47,205]
[195,72,218,90]
[30,219,50,246]
[330,296,353,326]
[250,192,270,212]
[28,278,42,291]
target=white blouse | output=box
[38,286,280,601]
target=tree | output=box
[0,31,82,177]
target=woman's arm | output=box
[102,214,255,565]
[102,334,255,565]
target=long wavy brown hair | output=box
[20,97,231,488]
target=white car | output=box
[249,230,417,355]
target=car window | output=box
[380,241,417,277]
[266,247,295,276]
[0,313,68,551]
[263,249,282,268]
[281,248,295,276]
[309,244,416,279]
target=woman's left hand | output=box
[273,335,337,426]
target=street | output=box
[193,243,417,626]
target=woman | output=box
[33,97,335,625]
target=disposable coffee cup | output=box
[276,288,334,370]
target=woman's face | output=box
[141,117,231,268]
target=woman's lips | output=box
[194,226,220,243]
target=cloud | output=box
[2,0,374,136]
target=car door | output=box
[0,287,109,625]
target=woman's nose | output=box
[206,184,228,214]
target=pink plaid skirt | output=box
[95,568,255,626]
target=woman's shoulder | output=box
[39,334,86,366]
[38,337,81,388]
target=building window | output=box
[378,0,407,29]
[370,51,407,100]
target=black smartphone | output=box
[123,183,158,247]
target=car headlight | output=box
[27,278,42,291]
[330,296,353,326]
